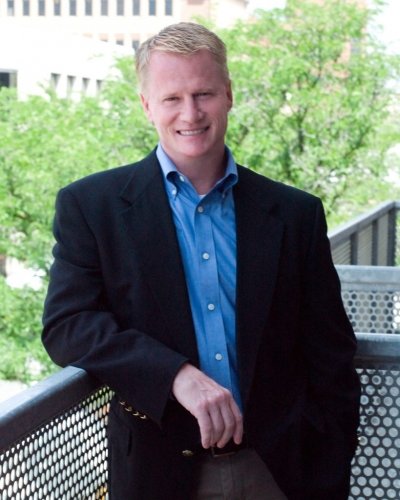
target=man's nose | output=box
[181,97,202,122]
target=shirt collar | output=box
[156,144,238,197]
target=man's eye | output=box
[165,96,178,102]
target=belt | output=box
[204,437,249,458]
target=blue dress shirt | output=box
[157,145,242,410]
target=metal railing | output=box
[1,334,399,500]
[337,265,400,334]
[329,201,399,266]
[1,212,400,499]
[0,367,111,499]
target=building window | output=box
[67,75,75,97]
[101,0,108,15]
[23,0,30,15]
[132,40,139,51]
[0,73,9,88]
[149,0,156,16]
[7,0,14,15]
[117,0,124,15]
[165,0,172,15]
[54,0,61,15]
[115,33,124,44]
[85,0,92,15]
[133,0,140,15]
[50,73,60,92]
[96,80,103,95]
[0,71,17,88]
[38,0,45,15]
[82,78,90,95]
[69,0,77,15]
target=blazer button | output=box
[181,449,194,458]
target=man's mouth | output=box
[178,127,209,136]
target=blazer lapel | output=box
[119,153,199,365]
[234,167,284,409]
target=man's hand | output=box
[171,363,243,449]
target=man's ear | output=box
[140,93,153,123]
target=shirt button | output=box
[171,188,177,196]
[179,175,185,183]
[197,206,204,213]
[215,353,223,361]
[207,303,215,311]
[202,252,210,260]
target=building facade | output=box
[0,0,248,98]
[0,0,248,49]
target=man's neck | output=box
[172,152,227,195]
[183,165,225,195]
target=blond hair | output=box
[136,22,229,92]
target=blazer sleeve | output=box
[300,198,360,435]
[42,187,189,426]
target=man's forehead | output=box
[148,49,213,65]
[146,50,224,82]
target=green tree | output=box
[0,64,154,272]
[0,61,154,382]
[223,0,400,216]
[0,277,50,382]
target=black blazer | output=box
[42,150,360,499]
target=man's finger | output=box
[231,401,244,445]
[207,404,225,446]
[215,398,243,448]
[196,407,214,448]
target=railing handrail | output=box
[0,365,101,452]
[336,264,400,285]
[328,200,399,248]
[1,333,399,454]
[355,332,400,361]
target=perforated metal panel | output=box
[337,266,400,334]
[350,363,400,500]
[0,386,113,499]
[342,290,400,334]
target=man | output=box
[42,22,360,499]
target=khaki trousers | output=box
[190,448,288,500]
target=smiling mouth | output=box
[178,127,209,136]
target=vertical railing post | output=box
[350,232,359,265]
[387,207,396,266]
[371,220,378,266]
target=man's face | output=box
[140,50,233,169]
